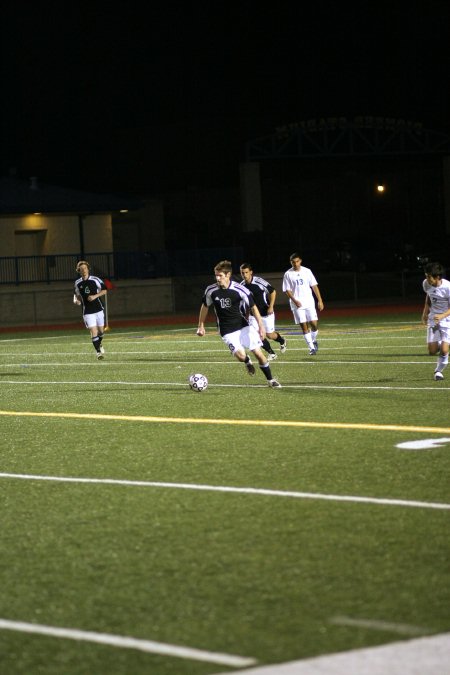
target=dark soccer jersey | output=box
[74,276,106,315]
[240,275,274,317]
[202,280,255,336]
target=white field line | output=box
[0,352,435,363]
[115,334,424,341]
[1,348,431,357]
[0,325,423,343]
[213,633,450,675]
[0,336,426,350]
[1,473,449,510]
[1,410,450,435]
[0,380,449,392]
[95,336,424,344]
[330,616,432,636]
[0,619,256,667]
[0,359,434,371]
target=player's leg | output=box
[262,337,277,359]
[306,308,319,353]
[260,315,277,359]
[251,347,281,387]
[301,322,315,354]
[427,325,441,355]
[85,313,104,359]
[268,330,287,352]
[293,307,315,353]
[310,319,319,352]
[222,330,256,375]
[97,310,105,354]
[434,329,449,380]
[245,323,281,387]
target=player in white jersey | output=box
[422,262,450,380]
[282,252,324,355]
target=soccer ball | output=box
[189,373,208,392]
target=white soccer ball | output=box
[189,373,208,392]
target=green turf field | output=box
[0,312,449,674]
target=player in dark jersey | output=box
[240,262,287,360]
[197,260,281,387]
[73,260,107,359]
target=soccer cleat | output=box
[280,339,287,354]
[434,370,444,380]
[268,379,282,388]
[245,361,256,376]
[267,352,278,361]
[97,351,104,360]
[99,345,105,354]
[309,347,317,356]
[313,340,318,352]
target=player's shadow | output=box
[0,372,26,377]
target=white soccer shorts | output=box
[83,310,105,329]
[222,325,262,355]
[427,323,450,344]
[249,313,276,334]
[291,305,318,325]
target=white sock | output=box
[311,330,318,342]
[436,354,449,372]
[303,332,314,348]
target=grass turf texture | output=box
[0,311,449,674]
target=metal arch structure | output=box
[245,117,450,160]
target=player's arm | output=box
[251,304,266,340]
[421,295,431,324]
[197,304,209,336]
[87,289,107,302]
[283,274,300,307]
[434,305,450,323]
[73,287,81,305]
[267,288,276,314]
[312,284,324,311]
[285,289,300,307]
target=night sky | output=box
[2,2,450,195]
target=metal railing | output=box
[0,248,244,285]
[0,250,424,306]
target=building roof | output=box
[0,176,144,215]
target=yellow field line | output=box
[1,410,449,434]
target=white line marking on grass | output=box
[1,377,450,395]
[325,336,421,341]
[396,438,450,450]
[1,409,450,434]
[0,619,255,667]
[1,473,449,510]
[0,335,76,343]
[312,347,428,352]
[212,633,450,675]
[330,616,432,636]
[300,359,435,364]
[0,358,441,366]
[1,380,449,392]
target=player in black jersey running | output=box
[73,260,107,359]
[240,262,286,360]
[197,260,281,387]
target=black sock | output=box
[92,336,101,352]
[260,363,273,380]
[274,334,285,344]
[262,338,274,353]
